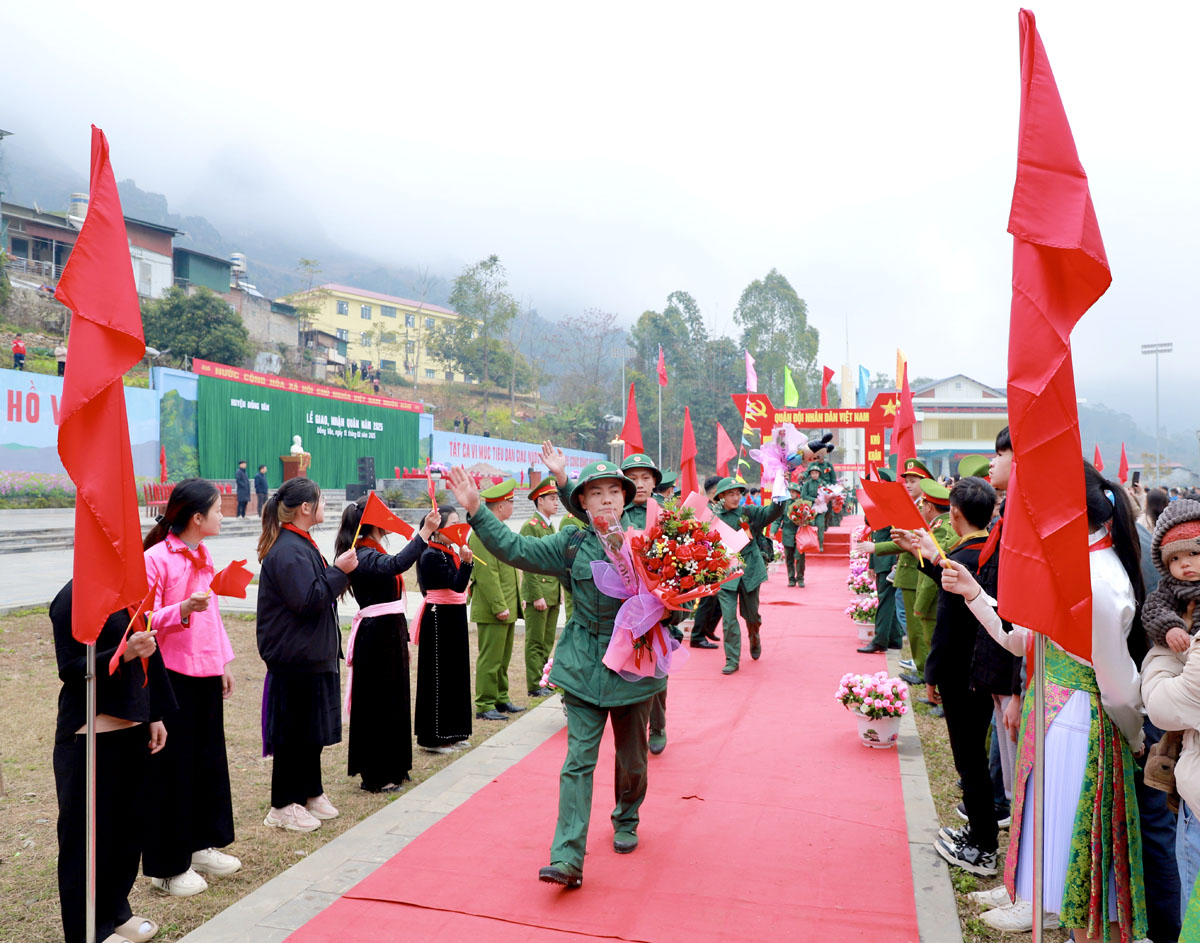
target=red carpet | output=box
[289,517,918,943]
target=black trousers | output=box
[937,679,998,852]
[142,672,234,877]
[1136,719,1182,942]
[236,500,248,517]
[271,743,324,809]
[54,724,147,943]
[783,545,806,582]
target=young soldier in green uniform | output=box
[800,464,827,551]
[687,475,724,650]
[447,461,660,889]
[520,478,562,698]
[712,478,784,674]
[653,471,676,504]
[468,480,527,721]
[775,480,807,587]
[860,468,904,653]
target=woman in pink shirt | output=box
[140,479,240,898]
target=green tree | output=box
[733,269,821,406]
[427,255,518,419]
[142,286,252,368]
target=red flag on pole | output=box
[361,491,416,539]
[998,9,1111,663]
[715,422,737,477]
[55,127,148,644]
[620,382,644,458]
[1093,444,1104,472]
[159,445,168,484]
[820,366,835,407]
[890,364,916,464]
[1118,443,1129,484]
[678,407,699,501]
[656,346,668,388]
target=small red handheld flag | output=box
[858,479,926,533]
[438,522,471,547]
[361,491,416,539]
[109,579,158,684]
[210,560,254,598]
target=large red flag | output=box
[620,382,644,458]
[998,10,1111,662]
[56,127,147,643]
[715,422,738,477]
[890,363,916,463]
[678,407,699,501]
[656,346,668,387]
[1118,443,1129,484]
[820,366,835,407]
[1093,444,1104,472]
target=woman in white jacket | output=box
[915,462,1147,943]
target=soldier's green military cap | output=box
[918,477,952,509]
[657,471,677,491]
[568,460,636,518]
[901,458,933,480]
[620,453,662,486]
[875,467,895,482]
[958,454,991,480]
[788,480,803,493]
[713,477,747,499]
[481,479,517,503]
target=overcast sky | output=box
[4,1,1197,434]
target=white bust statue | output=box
[290,435,304,455]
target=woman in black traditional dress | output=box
[414,505,475,754]
[334,499,440,791]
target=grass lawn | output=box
[0,609,536,943]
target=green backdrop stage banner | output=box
[195,360,421,488]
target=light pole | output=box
[1142,342,1172,485]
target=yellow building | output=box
[282,283,469,384]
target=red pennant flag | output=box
[159,445,168,484]
[1093,444,1104,472]
[361,491,416,539]
[890,363,916,464]
[678,407,699,501]
[210,559,254,598]
[620,382,644,458]
[998,9,1111,663]
[656,346,668,388]
[55,128,148,644]
[820,366,835,407]
[109,579,158,682]
[858,478,927,533]
[424,459,438,512]
[1118,443,1129,484]
[715,422,738,477]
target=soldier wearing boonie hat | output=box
[775,480,808,588]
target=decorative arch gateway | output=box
[731,391,901,479]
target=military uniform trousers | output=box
[783,545,806,584]
[871,574,904,650]
[648,686,667,734]
[552,691,652,870]
[474,621,515,713]
[816,512,828,550]
[718,584,761,666]
[692,594,721,641]
[523,603,560,693]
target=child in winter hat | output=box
[1145,498,1200,653]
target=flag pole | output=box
[657,382,662,468]
[1031,631,1046,942]
[85,642,97,943]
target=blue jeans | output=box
[1178,801,1200,925]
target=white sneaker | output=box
[452,740,471,751]
[191,847,242,876]
[980,899,1060,931]
[264,803,321,832]
[899,658,916,672]
[149,867,208,897]
[306,793,339,820]
[422,745,455,755]
[967,885,1012,909]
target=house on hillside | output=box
[903,374,1009,477]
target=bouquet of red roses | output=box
[629,504,740,602]
[788,500,816,527]
[831,492,845,514]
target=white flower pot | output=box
[855,713,901,749]
[856,620,874,643]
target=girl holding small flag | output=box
[414,506,475,754]
[140,478,240,897]
[257,478,359,832]
[334,498,440,791]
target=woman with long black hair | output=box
[334,499,440,791]
[256,478,358,831]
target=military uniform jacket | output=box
[467,503,665,707]
[518,514,561,605]
[777,498,802,547]
[800,478,823,505]
[468,530,522,624]
[872,535,920,591]
[716,501,783,594]
[812,460,836,485]
[868,526,896,575]
[913,514,958,623]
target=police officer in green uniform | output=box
[859,468,904,653]
[800,464,827,551]
[447,460,661,889]
[775,480,807,587]
[910,478,958,684]
[712,477,784,674]
[468,480,527,721]
[521,478,562,697]
[861,458,932,683]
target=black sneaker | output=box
[938,822,971,844]
[934,834,998,876]
[956,800,1012,829]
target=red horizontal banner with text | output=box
[192,359,423,413]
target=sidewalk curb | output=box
[177,696,568,943]
[889,650,965,943]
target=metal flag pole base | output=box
[85,642,97,943]
[1032,631,1046,943]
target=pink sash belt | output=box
[412,589,469,646]
[343,597,407,718]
